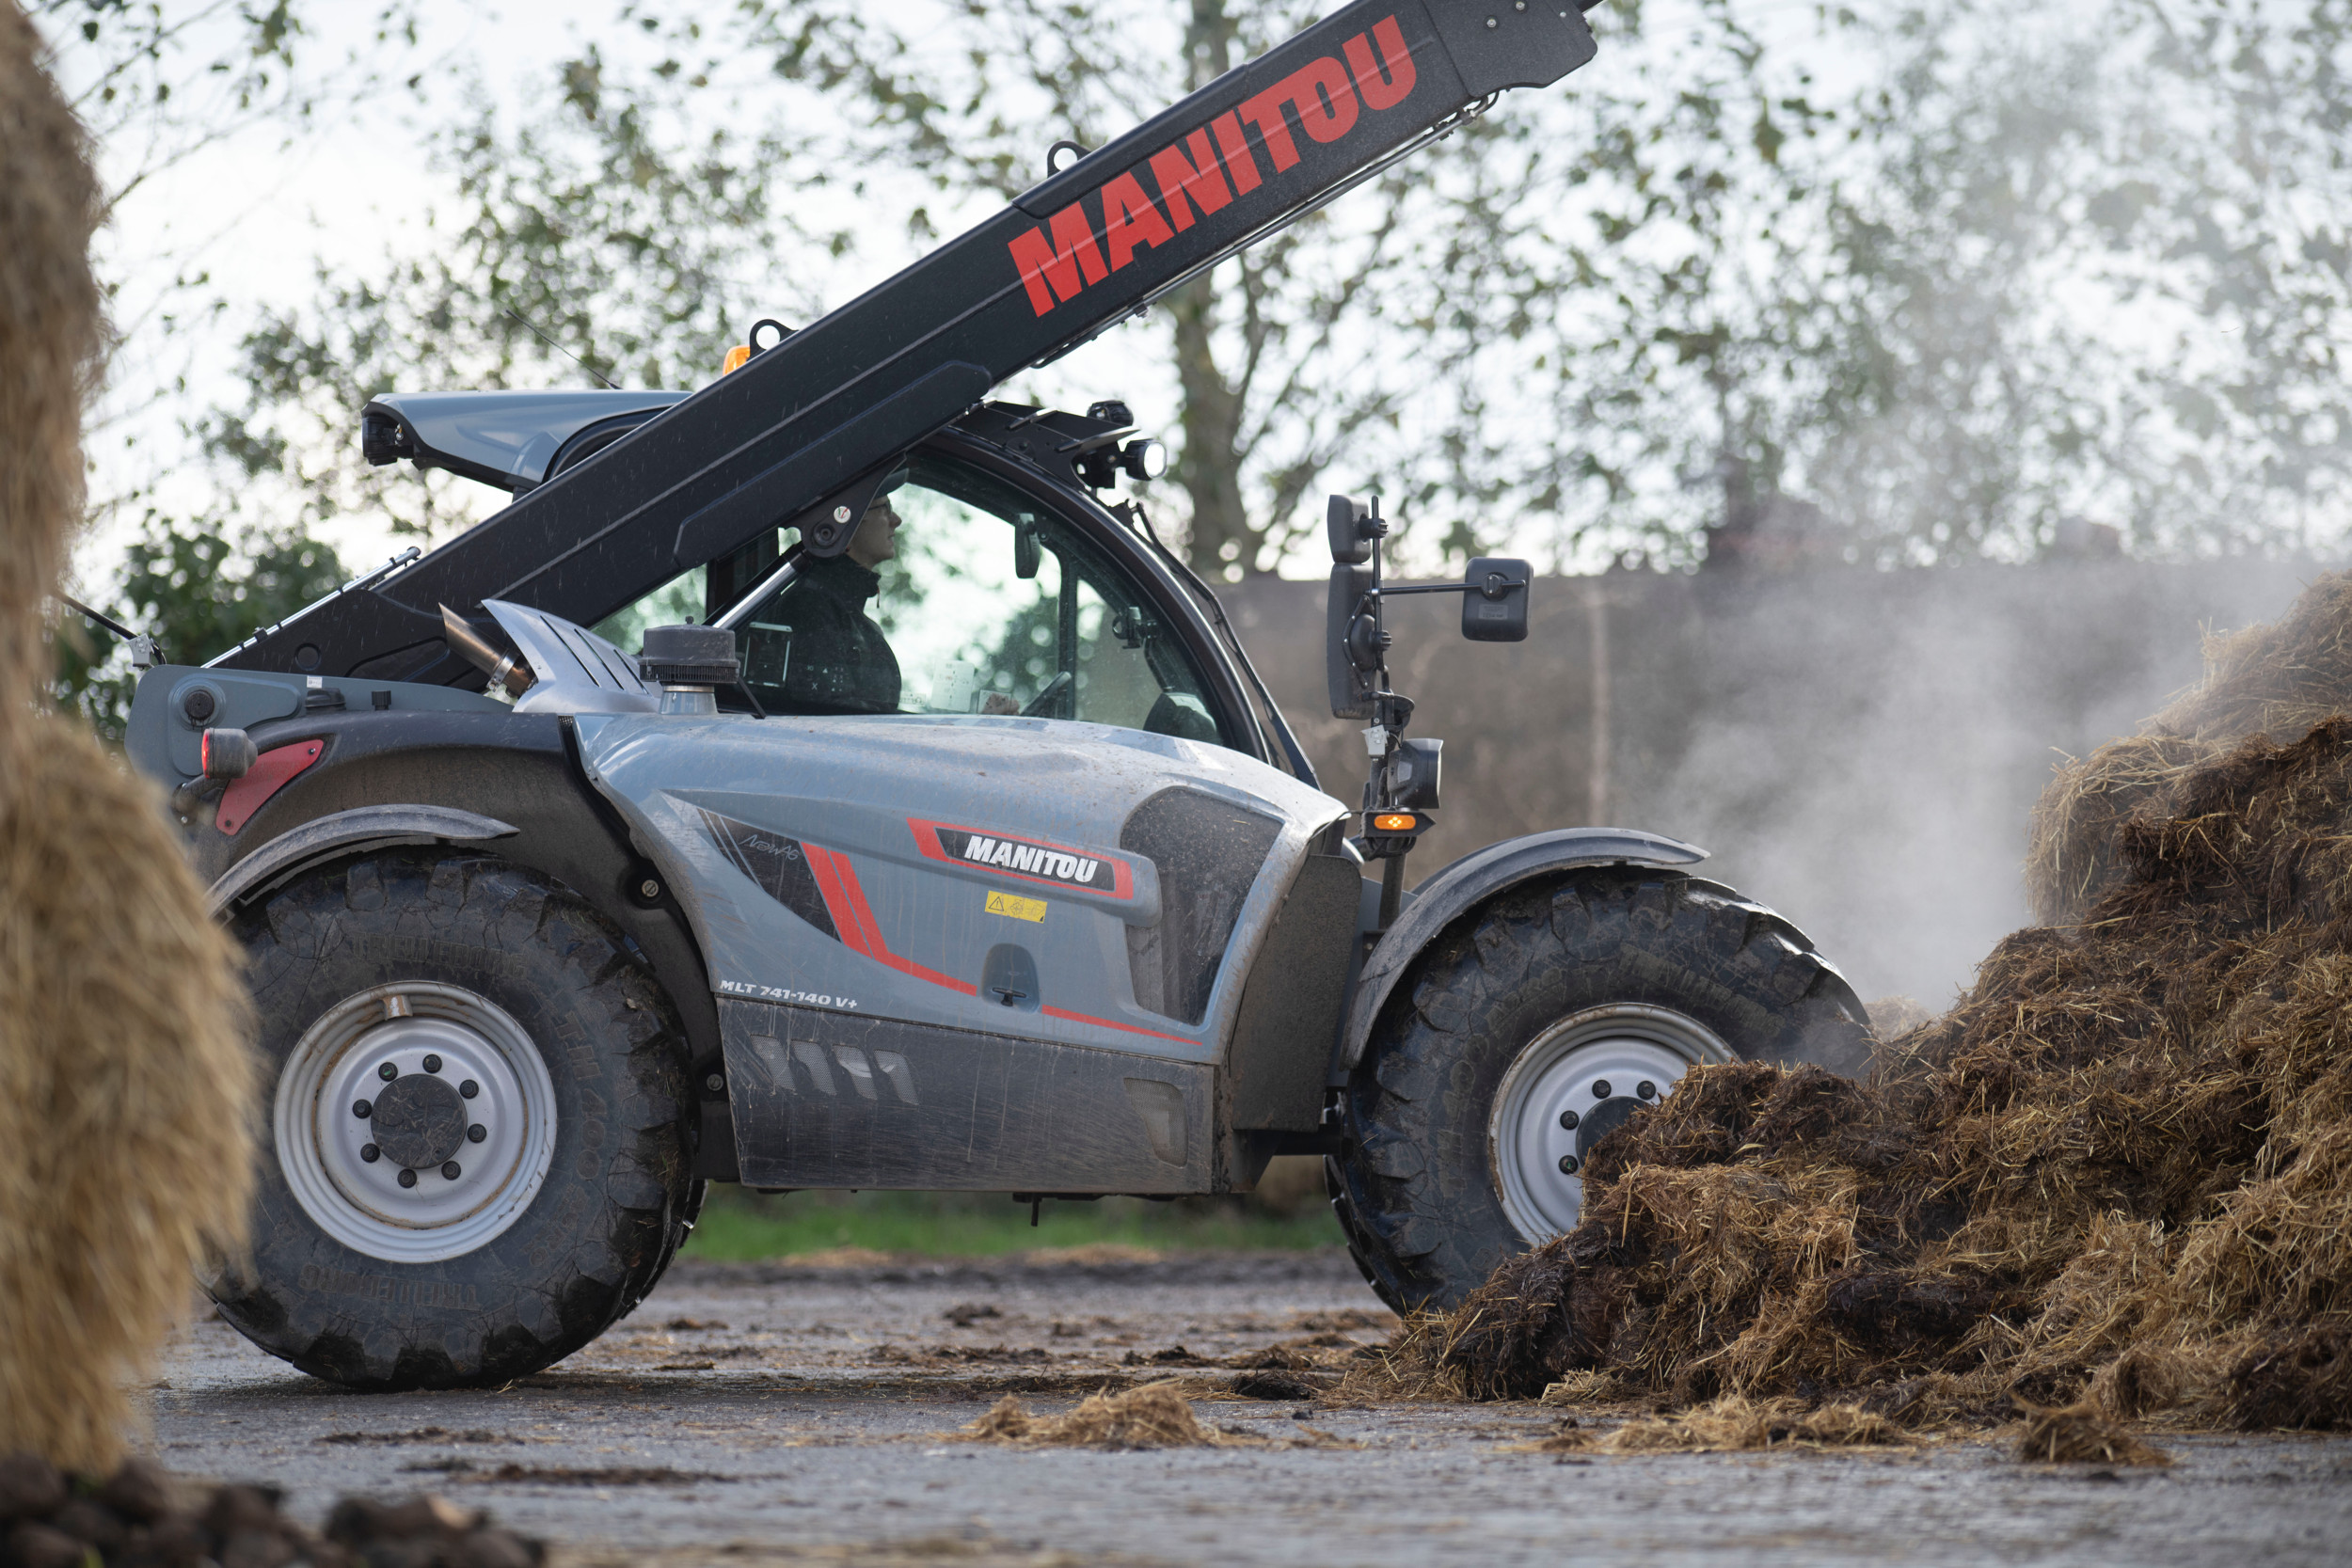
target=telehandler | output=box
[120,0,1868,1388]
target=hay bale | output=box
[0,0,101,772]
[0,3,256,1472]
[0,726,256,1470]
[1390,573,2352,1441]
[2024,570,2352,927]
[2025,734,2217,927]
[959,1382,1225,1449]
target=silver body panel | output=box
[571,709,1349,1191]
[485,598,660,715]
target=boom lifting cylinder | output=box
[217,1,1602,687]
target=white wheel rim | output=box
[1488,1004,1734,1244]
[274,981,558,1263]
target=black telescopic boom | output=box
[220,0,1600,685]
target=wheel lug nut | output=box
[422,1053,442,1073]
[467,1124,486,1143]
[1592,1080,1611,1100]
[378,1062,398,1081]
[1558,1155,1581,1175]
[353,1100,373,1119]
[397,1167,418,1188]
[460,1080,479,1100]
[360,1144,381,1163]
[1638,1080,1657,1101]
[1558,1109,1580,1130]
[442,1161,462,1180]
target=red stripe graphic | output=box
[804,845,978,996]
[803,841,1179,1025]
[1041,1004,1195,1044]
[802,844,866,956]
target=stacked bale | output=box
[1418,571,2352,1433]
[0,0,257,1471]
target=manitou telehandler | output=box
[119,0,1868,1388]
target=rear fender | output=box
[206,803,517,914]
[1338,828,1708,1071]
[169,703,736,1180]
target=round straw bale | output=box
[0,722,255,1471]
[0,0,103,770]
[0,4,255,1471]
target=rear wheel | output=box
[1329,869,1869,1313]
[212,849,700,1389]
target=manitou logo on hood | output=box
[909,818,1137,899]
[1007,16,1417,317]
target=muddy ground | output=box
[150,1251,2352,1567]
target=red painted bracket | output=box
[215,739,324,835]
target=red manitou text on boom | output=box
[1006,14,1418,318]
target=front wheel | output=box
[1328,869,1869,1313]
[212,849,700,1388]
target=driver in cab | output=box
[781,470,1021,717]
[779,476,906,715]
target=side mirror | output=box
[1327,494,1376,564]
[1460,557,1531,642]
[1326,562,1376,719]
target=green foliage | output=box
[196,43,840,545]
[54,514,344,742]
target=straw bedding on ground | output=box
[962,1383,1229,1449]
[1386,572,2352,1439]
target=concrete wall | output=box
[1221,559,2322,1009]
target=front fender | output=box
[1338,827,1707,1070]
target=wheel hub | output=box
[364,1071,469,1169]
[1488,1004,1734,1244]
[274,982,557,1263]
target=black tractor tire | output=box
[212,848,701,1389]
[1327,868,1869,1314]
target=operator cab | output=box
[361,388,1235,749]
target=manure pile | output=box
[1414,572,2352,1433]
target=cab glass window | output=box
[596,451,1231,744]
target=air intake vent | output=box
[1120,788,1282,1024]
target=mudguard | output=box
[1338,827,1708,1070]
[206,803,517,913]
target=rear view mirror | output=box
[1327,562,1376,719]
[1460,557,1531,642]
[1327,494,1375,564]
[1015,519,1042,580]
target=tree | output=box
[196,44,841,546]
[717,0,1575,576]
[138,0,2352,608]
[55,515,344,741]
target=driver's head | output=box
[846,466,911,568]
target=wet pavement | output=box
[150,1250,2352,1567]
